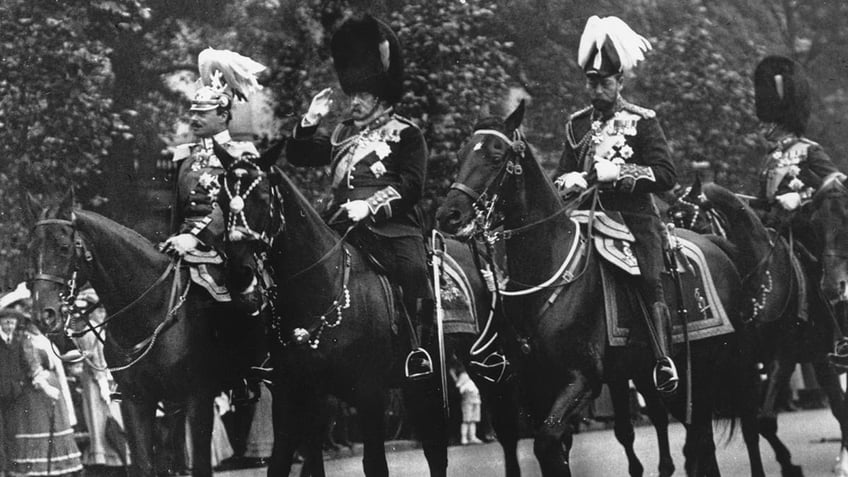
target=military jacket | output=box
[171,130,259,250]
[758,134,839,202]
[556,99,676,218]
[287,110,427,237]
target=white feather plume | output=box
[198,48,266,101]
[577,15,652,73]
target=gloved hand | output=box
[340,200,371,222]
[594,159,620,183]
[98,378,112,403]
[161,233,200,256]
[554,172,588,194]
[776,192,802,211]
[302,87,334,127]
[43,383,61,401]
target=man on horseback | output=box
[750,55,847,364]
[553,16,679,394]
[285,14,434,379]
[161,48,267,316]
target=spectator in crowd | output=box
[6,293,82,477]
[449,362,482,446]
[68,288,129,469]
[0,308,25,477]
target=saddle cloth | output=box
[183,250,231,302]
[573,216,736,347]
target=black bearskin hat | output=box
[331,14,404,104]
[754,55,810,135]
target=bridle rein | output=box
[30,217,187,372]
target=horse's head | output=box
[214,141,285,292]
[666,175,716,233]
[436,100,527,237]
[810,173,848,302]
[26,189,84,334]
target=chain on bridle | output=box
[222,156,285,247]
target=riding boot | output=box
[405,298,434,380]
[650,301,679,394]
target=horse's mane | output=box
[75,209,167,266]
[702,183,770,243]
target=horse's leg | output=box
[533,370,594,477]
[403,379,449,477]
[483,380,522,477]
[356,385,390,477]
[121,398,158,477]
[297,395,328,477]
[267,382,304,477]
[681,407,719,477]
[185,389,215,477]
[608,378,643,477]
[632,374,674,477]
[813,360,848,477]
[756,357,802,476]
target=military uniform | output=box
[287,110,432,317]
[758,134,838,213]
[171,129,259,252]
[557,99,676,306]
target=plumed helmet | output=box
[331,14,404,104]
[578,16,652,78]
[754,55,810,135]
[190,48,266,112]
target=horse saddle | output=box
[182,249,231,302]
[570,212,735,347]
[360,248,479,336]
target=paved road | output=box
[216,408,843,476]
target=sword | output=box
[431,230,449,418]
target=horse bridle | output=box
[222,156,285,247]
[30,217,183,371]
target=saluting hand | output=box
[303,87,334,127]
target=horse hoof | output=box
[781,464,803,477]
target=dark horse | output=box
[212,144,522,476]
[26,191,259,477]
[669,175,848,476]
[435,102,761,476]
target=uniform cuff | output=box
[366,186,401,219]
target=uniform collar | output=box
[349,107,394,131]
[198,129,232,150]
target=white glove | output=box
[98,378,112,403]
[776,192,802,211]
[161,233,200,256]
[302,87,333,127]
[554,172,588,193]
[43,383,61,401]
[594,159,620,183]
[340,200,371,222]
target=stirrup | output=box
[653,357,679,394]
[405,348,434,380]
[469,351,510,384]
[828,338,848,371]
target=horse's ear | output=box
[58,187,75,220]
[258,140,285,171]
[24,192,42,224]
[212,140,237,170]
[685,174,702,201]
[504,99,525,133]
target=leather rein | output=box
[31,217,188,372]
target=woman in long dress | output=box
[10,316,83,476]
[70,289,128,469]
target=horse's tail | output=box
[703,327,760,443]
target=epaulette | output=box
[387,114,416,132]
[569,106,593,121]
[222,140,260,158]
[797,137,821,148]
[619,100,656,119]
[172,143,195,162]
